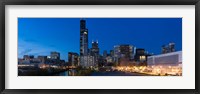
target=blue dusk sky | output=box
[18,18,182,61]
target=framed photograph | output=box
[0,0,199,94]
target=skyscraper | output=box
[114,45,134,60]
[80,19,89,67]
[90,40,99,66]
[103,50,107,59]
[90,40,99,56]
[80,19,88,56]
[114,45,134,66]
[110,50,114,57]
[68,52,79,66]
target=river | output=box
[91,71,151,76]
[53,70,151,76]
[53,69,77,76]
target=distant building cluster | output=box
[161,42,175,54]
[18,51,66,68]
[78,19,155,67]
[18,19,180,69]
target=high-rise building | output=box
[98,55,104,66]
[80,19,89,67]
[50,52,60,60]
[90,40,99,56]
[68,52,79,66]
[80,19,88,56]
[109,50,115,63]
[110,50,114,57]
[114,45,134,60]
[103,50,107,59]
[81,55,95,67]
[113,45,134,66]
[90,40,99,66]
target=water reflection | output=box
[54,69,77,76]
[68,69,77,76]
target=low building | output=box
[134,48,147,62]
[147,51,182,66]
[23,55,34,60]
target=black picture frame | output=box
[0,0,199,94]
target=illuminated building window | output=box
[140,56,146,61]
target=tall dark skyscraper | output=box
[80,19,88,56]
[90,40,99,56]
[80,19,91,67]
[90,40,99,66]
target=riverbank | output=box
[18,68,67,76]
[18,68,155,76]
[18,67,95,76]
[90,71,154,76]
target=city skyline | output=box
[18,18,182,61]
